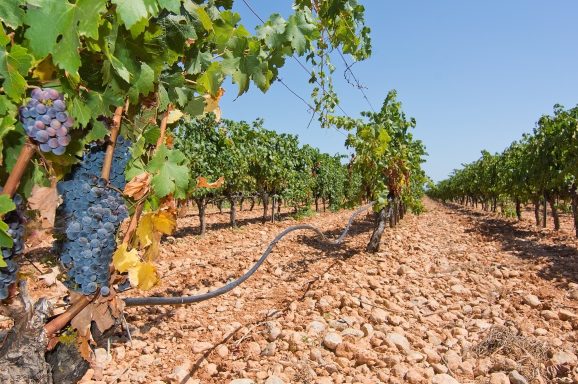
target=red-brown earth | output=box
[9,199,578,383]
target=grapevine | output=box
[429,104,578,237]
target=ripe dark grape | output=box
[19,88,74,155]
[0,193,26,300]
[55,138,131,295]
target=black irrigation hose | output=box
[123,203,375,307]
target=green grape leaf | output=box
[143,126,161,145]
[158,84,170,112]
[24,0,107,74]
[0,26,8,47]
[111,0,159,32]
[0,0,25,29]
[0,220,13,252]
[194,6,213,32]
[146,145,189,198]
[196,62,223,97]
[183,95,205,116]
[0,44,33,101]
[0,95,18,164]
[85,120,109,142]
[285,11,317,55]
[187,51,212,75]
[0,194,16,215]
[256,13,287,50]
[69,96,92,128]
[157,0,181,14]
[128,62,155,103]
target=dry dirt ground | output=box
[21,199,578,383]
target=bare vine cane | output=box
[1,140,36,198]
[124,202,374,307]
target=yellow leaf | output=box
[167,109,184,124]
[128,262,158,290]
[136,213,154,247]
[143,233,161,262]
[112,243,140,273]
[153,211,176,235]
[136,210,176,248]
[123,172,151,200]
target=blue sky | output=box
[220,1,578,182]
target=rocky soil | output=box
[19,199,578,383]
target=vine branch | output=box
[101,106,124,181]
[2,140,36,198]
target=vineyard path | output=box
[73,198,578,384]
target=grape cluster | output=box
[19,88,74,155]
[0,194,26,300]
[56,137,130,295]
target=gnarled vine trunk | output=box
[195,197,208,235]
[572,185,578,238]
[542,194,547,228]
[515,198,522,221]
[366,207,388,253]
[533,198,540,226]
[548,195,560,230]
[228,195,237,227]
[262,192,269,224]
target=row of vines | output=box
[428,104,578,237]
[0,1,427,382]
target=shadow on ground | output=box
[445,202,578,286]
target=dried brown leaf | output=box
[203,88,224,122]
[28,184,61,228]
[196,176,224,189]
[124,172,152,200]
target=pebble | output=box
[558,309,576,321]
[508,370,528,384]
[229,380,255,384]
[431,374,460,384]
[386,332,411,352]
[323,332,342,350]
[540,310,558,320]
[551,350,578,365]
[192,341,213,354]
[490,372,510,384]
[264,375,285,384]
[523,294,541,308]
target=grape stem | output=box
[2,140,36,198]
[101,106,124,181]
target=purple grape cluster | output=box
[0,193,26,300]
[19,88,74,155]
[56,138,131,295]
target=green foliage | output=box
[430,104,578,213]
[331,90,428,213]
[0,0,372,202]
